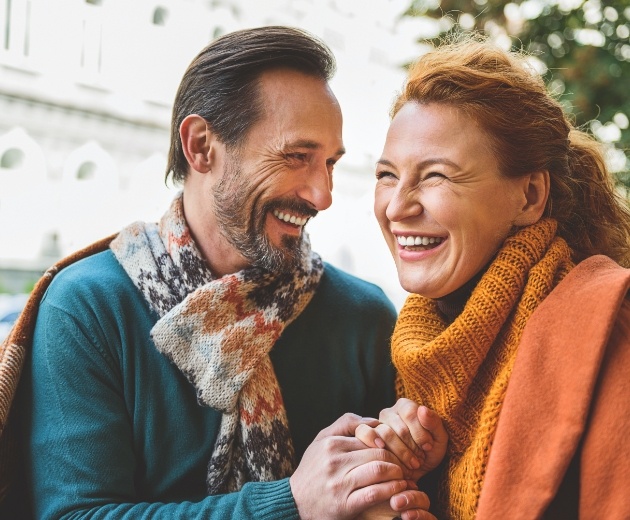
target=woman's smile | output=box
[374,102,530,298]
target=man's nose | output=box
[296,163,333,211]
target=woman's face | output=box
[374,102,529,298]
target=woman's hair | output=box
[167,26,336,184]
[393,33,630,267]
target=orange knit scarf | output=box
[391,219,574,519]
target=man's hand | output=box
[290,413,433,520]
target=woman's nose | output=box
[386,185,423,222]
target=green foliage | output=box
[404,0,630,186]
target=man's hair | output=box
[166,26,336,184]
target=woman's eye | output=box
[424,171,446,180]
[376,170,397,180]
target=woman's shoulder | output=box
[527,254,629,350]
[551,254,630,310]
[571,254,630,282]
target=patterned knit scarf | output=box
[110,193,323,494]
[391,219,574,519]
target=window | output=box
[152,6,169,26]
[76,161,97,180]
[0,148,25,169]
[2,0,33,58]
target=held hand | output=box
[355,484,437,520]
[290,413,415,520]
[355,399,448,480]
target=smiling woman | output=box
[375,102,542,299]
[364,33,630,520]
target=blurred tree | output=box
[404,0,630,188]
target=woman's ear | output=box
[180,114,215,173]
[514,170,550,226]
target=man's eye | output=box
[286,153,307,162]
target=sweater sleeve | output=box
[23,298,299,520]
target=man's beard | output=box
[212,160,316,273]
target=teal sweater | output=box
[20,250,397,519]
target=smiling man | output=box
[6,26,435,520]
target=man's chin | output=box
[253,236,303,273]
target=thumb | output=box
[418,406,448,444]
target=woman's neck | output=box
[435,267,487,323]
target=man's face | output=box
[209,68,345,273]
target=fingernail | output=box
[392,494,408,509]
[375,438,385,449]
[422,442,433,451]
[409,456,420,469]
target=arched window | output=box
[152,7,169,26]
[0,148,26,169]
[76,161,98,180]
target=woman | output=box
[358,34,630,519]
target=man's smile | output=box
[272,209,311,227]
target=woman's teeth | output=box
[397,235,444,248]
[273,209,309,227]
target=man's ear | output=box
[180,114,216,173]
[513,170,551,226]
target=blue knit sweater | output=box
[20,250,397,519]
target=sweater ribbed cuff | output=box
[242,478,299,520]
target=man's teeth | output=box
[273,209,309,226]
[397,235,444,247]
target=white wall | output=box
[0,0,433,307]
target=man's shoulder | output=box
[43,249,136,308]
[318,262,396,315]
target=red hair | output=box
[394,34,630,267]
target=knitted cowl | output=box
[391,218,574,519]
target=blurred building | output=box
[0,0,431,306]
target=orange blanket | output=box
[477,255,630,518]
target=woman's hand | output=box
[354,484,436,520]
[355,398,448,480]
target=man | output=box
[3,26,433,518]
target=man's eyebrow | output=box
[288,139,346,156]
